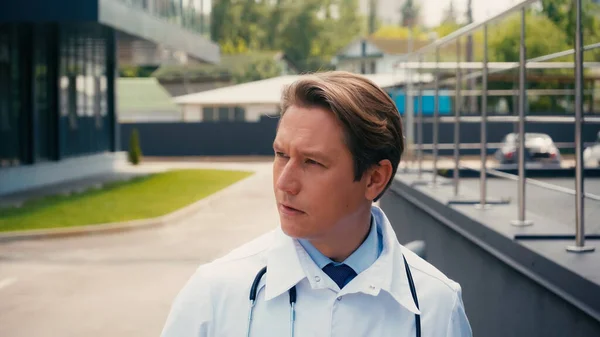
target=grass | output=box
[0,169,252,232]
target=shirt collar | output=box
[264,205,421,315]
[296,215,380,274]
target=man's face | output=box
[272,105,369,241]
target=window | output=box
[0,24,22,167]
[59,23,110,158]
[202,107,215,121]
[217,106,229,121]
[233,107,245,121]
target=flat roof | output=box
[0,0,219,64]
[174,73,434,106]
[393,172,600,321]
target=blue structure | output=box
[389,89,453,115]
[0,0,219,195]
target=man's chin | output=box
[279,219,308,239]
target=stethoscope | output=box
[246,255,421,337]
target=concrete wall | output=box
[120,119,600,157]
[380,179,600,337]
[0,152,126,196]
[120,117,279,156]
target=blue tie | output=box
[322,263,357,289]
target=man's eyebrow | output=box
[301,149,330,162]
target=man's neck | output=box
[309,208,372,263]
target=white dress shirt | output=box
[161,206,472,337]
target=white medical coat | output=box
[161,206,472,337]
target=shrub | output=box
[128,128,142,165]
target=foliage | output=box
[119,65,158,78]
[441,0,459,25]
[128,128,142,165]
[152,51,283,84]
[539,0,600,60]
[368,0,378,34]
[372,25,428,40]
[400,0,421,28]
[488,12,570,62]
[152,63,231,82]
[210,0,363,72]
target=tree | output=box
[400,0,420,28]
[441,0,458,25]
[489,12,570,62]
[488,12,572,113]
[539,0,600,60]
[280,1,322,70]
[368,0,378,34]
[266,0,285,48]
[210,0,231,42]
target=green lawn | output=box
[0,169,252,232]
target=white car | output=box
[583,131,600,167]
[494,132,561,167]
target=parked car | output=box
[495,132,561,166]
[583,131,600,167]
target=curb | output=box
[0,172,255,243]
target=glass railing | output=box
[115,0,209,37]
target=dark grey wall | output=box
[120,117,280,156]
[380,182,600,337]
[420,121,600,155]
[120,119,600,157]
[0,0,98,22]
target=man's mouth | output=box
[279,203,305,215]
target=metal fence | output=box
[398,0,599,253]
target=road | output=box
[0,162,278,337]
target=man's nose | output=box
[276,161,301,196]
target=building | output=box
[155,51,301,98]
[0,0,219,195]
[333,36,431,74]
[173,73,431,123]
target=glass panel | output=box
[58,23,111,158]
[33,25,52,161]
[0,25,22,167]
[116,0,207,36]
[234,107,245,122]
[218,106,230,121]
[202,106,214,121]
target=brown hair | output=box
[280,71,404,200]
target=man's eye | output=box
[306,159,320,165]
[276,152,288,158]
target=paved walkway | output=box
[0,162,278,337]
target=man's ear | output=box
[364,159,393,201]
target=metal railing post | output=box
[417,55,424,179]
[453,38,462,197]
[477,25,490,209]
[567,0,595,252]
[511,7,533,226]
[431,48,440,187]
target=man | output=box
[161,71,472,337]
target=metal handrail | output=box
[417,116,600,123]
[405,0,540,56]
[411,141,598,150]
[405,0,596,251]
[406,89,600,96]
[432,44,600,86]
[459,165,600,202]
[395,61,600,70]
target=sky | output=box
[187,0,520,28]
